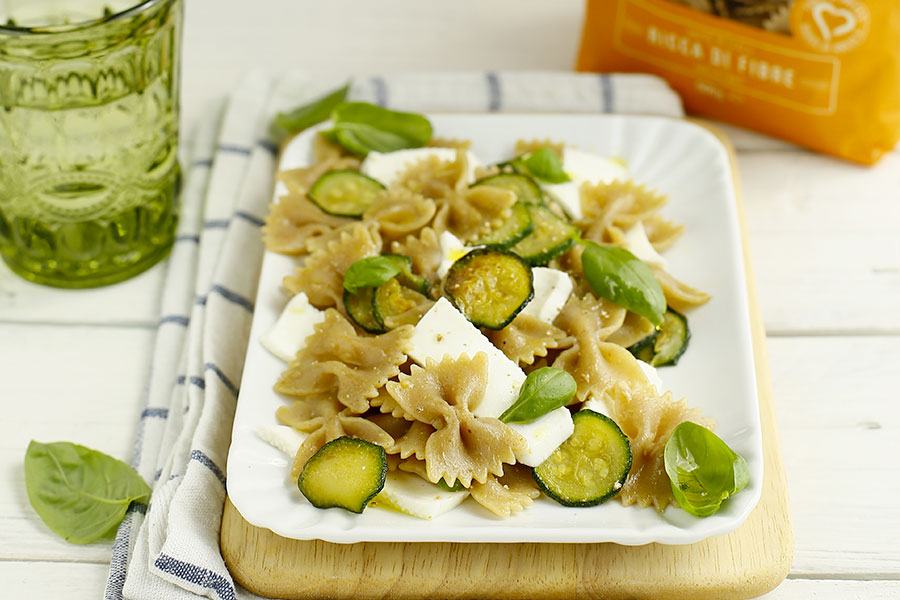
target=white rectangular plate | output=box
[227,114,763,545]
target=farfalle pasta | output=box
[385,353,524,487]
[256,121,747,522]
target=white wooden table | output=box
[2,1,898,598]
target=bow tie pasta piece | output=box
[433,186,516,242]
[263,193,352,256]
[386,353,525,487]
[394,148,471,200]
[469,464,541,518]
[278,156,361,197]
[363,188,437,242]
[390,226,443,285]
[652,266,712,313]
[283,222,382,309]
[276,310,412,414]
[487,313,571,367]
[276,396,343,433]
[579,180,669,243]
[288,411,396,481]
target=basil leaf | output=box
[270,82,350,143]
[500,367,576,424]
[581,241,666,326]
[512,148,571,184]
[664,422,750,518]
[24,441,151,544]
[329,102,432,156]
[343,255,412,294]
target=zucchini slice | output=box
[534,410,632,507]
[473,173,544,206]
[627,309,690,367]
[473,202,534,249]
[373,278,432,329]
[510,204,577,266]
[297,436,387,514]
[343,287,385,333]
[443,248,534,330]
[308,169,385,218]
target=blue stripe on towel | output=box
[191,157,214,168]
[599,74,614,113]
[203,219,231,229]
[158,314,190,327]
[190,449,227,487]
[141,407,170,420]
[257,138,279,155]
[209,284,255,312]
[205,363,240,397]
[154,554,237,600]
[235,210,265,227]
[486,72,502,112]
[371,76,389,107]
[217,144,252,156]
[176,233,201,244]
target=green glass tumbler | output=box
[0,0,182,288]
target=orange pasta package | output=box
[577,0,900,164]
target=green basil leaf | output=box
[24,441,151,544]
[511,148,571,184]
[270,82,350,143]
[330,102,432,156]
[500,367,577,424]
[343,255,413,294]
[581,241,666,326]
[664,422,750,518]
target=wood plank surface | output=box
[219,125,793,599]
[0,324,153,564]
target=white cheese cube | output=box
[520,267,573,324]
[375,472,469,520]
[361,148,482,187]
[260,292,326,363]
[408,298,526,418]
[255,425,307,457]
[507,406,575,467]
[622,221,668,269]
[437,231,474,279]
[543,147,628,220]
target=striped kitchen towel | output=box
[105,70,683,600]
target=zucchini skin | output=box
[510,205,577,267]
[443,248,534,330]
[343,287,386,333]
[473,173,544,206]
[533,410,632,508]
[308,169,385,218]
[627,309,690,367]
[297,436,388,514]
[474,202,534,249]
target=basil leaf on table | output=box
[24,441,151,544]
[343,255,413,294]
[511,147,571,184]
[328,102,432,156]
[664,422,750,517]
[581,241,666,326]
[270,82,350,143]
[500,367,577,424]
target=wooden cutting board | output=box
[220,122,794,600]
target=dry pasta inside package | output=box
[577,0,900,164]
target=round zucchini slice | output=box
[510,204,577,266]
[373,278,432,329]
[534,409,632,507]
[627,309,690,367]
[473,173,544,205]
[343,287,385,333]
[443,248,534,330]
[297,436,387,514]
[473,202,534,249]
[308,169,385,218]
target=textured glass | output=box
[0,0,182,288]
